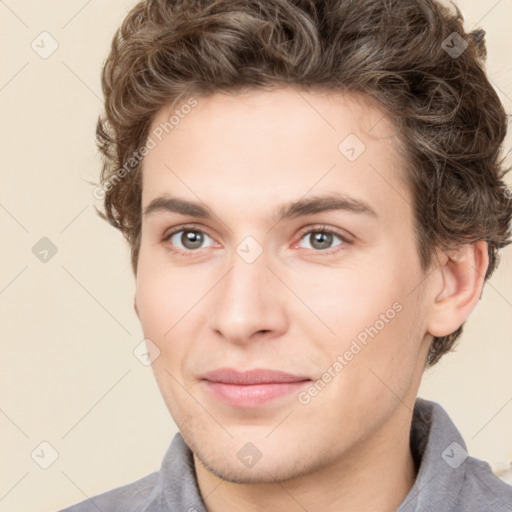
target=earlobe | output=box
[427,241,488,337]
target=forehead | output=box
[141,88,410,223]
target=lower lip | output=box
[202,380,310,407]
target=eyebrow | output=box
[143,193,378,223]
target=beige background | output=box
[0,1,511,511]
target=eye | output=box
[164,226,216,253]
[297,226,349,253]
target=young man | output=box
[61,0,512,510]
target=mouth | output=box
[200,368,311,407]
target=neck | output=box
[194,403,418,512]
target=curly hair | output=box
[95,0,511,367]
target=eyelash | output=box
[162,223,352,257]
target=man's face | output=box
[135,88,434,483]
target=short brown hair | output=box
[95,0,511,367]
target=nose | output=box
[207,249,288,345]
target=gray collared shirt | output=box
[58,397,512,511]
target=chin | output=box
[192,437,327,486]
[197,455,307,484]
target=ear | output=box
[426,240,489,337]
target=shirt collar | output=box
[397,397,467,511]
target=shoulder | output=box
[457,457,512,511]
[56,432,200,512]
[56,470,162,512]
[405,398,512,512]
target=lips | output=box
[201,367,310,385]
[200,368,311,407]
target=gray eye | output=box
[299,231,343,251]
[169,230,213,250]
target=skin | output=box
[134,87,488,512]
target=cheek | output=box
[135,268,196,412]
[297,264,404,343]
[308,262,424,389]
[135,270,185,366]
[339,296,424,402]
[136,246,203,329]
[135,253,218,375]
